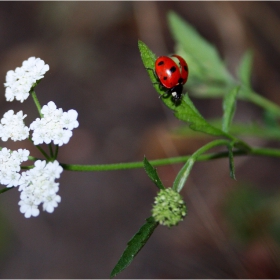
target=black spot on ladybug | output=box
[170,66,177,73]
[163,76,167,80]
[157,61,164,66]
[184,65,188,71]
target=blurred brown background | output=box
[0,1,280,278]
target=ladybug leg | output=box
[161,88,171,99]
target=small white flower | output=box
[53,129,72,146]
[0,148,30,188]
[18,160,63,218]
[61,110,79,130]
[13,149,30,162]
[43,194,61,213]
[45,160,63,179]
[18,199,40,218]
[0,110,30,142]
[30,101,79,146]
[41,101,58,117]
[4,57,49,102]
[6,172,21,188]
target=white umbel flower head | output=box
[18,160,63,218]
[0,147,30,188]
[30,101,79,146]
[4,57,49,102]
[0,110,29,141]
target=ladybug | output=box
[153,55,189,104]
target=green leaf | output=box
[172,157,194,193]
[110,216,158,278]
[168,11,234,86]
[143,157,165,190]
[222,86,240,133]
[138,40,234,140]
[138,40,176,101]
[172,139,230,193]
[176,94,232,138]
[138,40,158,89]
[237,50,253,87]
[227,143,236,180]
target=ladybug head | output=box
[170,84,183,103]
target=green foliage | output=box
[143,156,165,190]
[176,94,231,138]
[138,40,233,139]
[111,11,280,278]
[168,11,235,98]
[227,142,236,180]
[110,217,158,278]
[168,11,233,82]
[222,86,239,133]
[237,50,254,87]
[110,157,165,278]
[172,139,230,193]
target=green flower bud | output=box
[152,188,187,227]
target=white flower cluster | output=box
[30,101,79,146]
[18,160,63,218]
[0,147,29,188]
[0,110,29,141]
[4,57,49,102]
[0,57,78,218]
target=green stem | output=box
[251,147,280,157]
[54,145,59,159]
[21,165,34,170]
[0,186,13,194]
[4,145,280,197]
[30,89,42,117]
[28,137,50,160]
[35,145,50,160]
[49,144,54,159]
[59,146,280,172]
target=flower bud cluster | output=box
[152,188,187,227]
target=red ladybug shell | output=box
[155,56,180,89]
[171,55,189,84]
[155,55,188,89]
